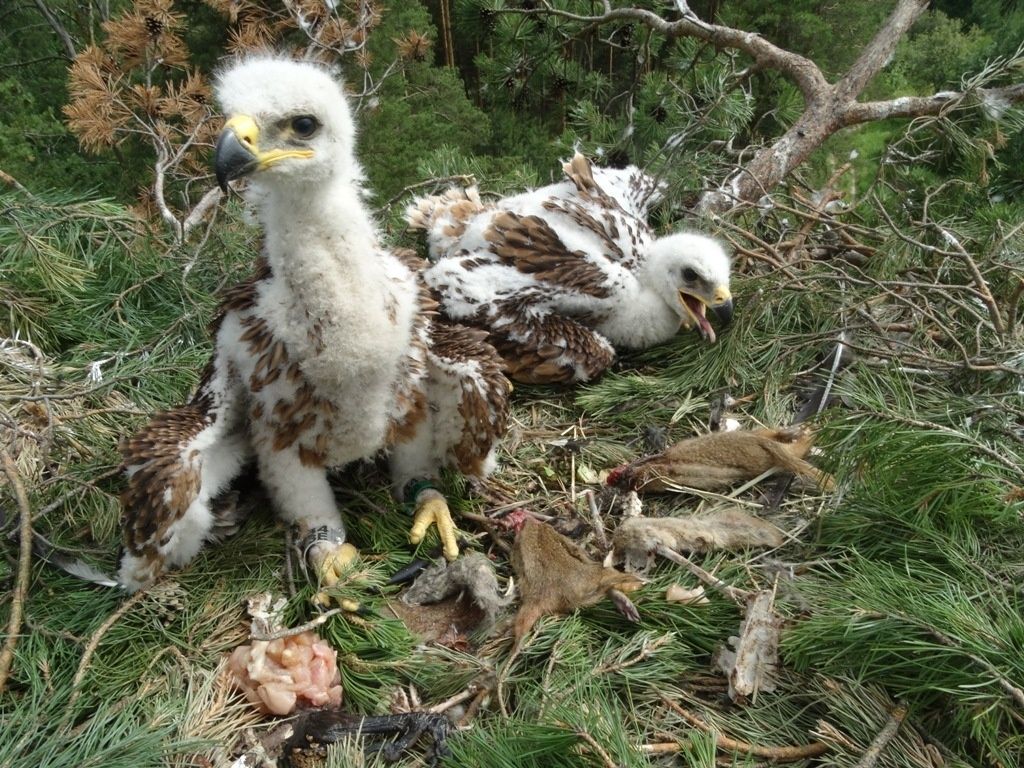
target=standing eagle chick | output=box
[118,56,509,593]
[407,154,734,384]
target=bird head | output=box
[647,232,733,343]
[213,56,357,192]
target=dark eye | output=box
[682,267,698,282]
[291,115,319,138]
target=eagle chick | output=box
[407,153,734,384]
[118,56,509,592]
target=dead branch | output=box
[0,169,37,198]
[560,722,618,768]
[854,701,908,768]
[783,164,852,259]
[0,450,34,695]
[31,0,78,60]
[181,185,223,241]
[845,82,1024,125]
[640,740,693,755]
[153,146,184,243]
[835,0,926,102]
[928,223,1005,339]
[654,546,752,604]
[510,1,1024,210]
[661,697,831,761]
[1007,278,1024,339]
[503,1,830,99]
[65,588,149,715]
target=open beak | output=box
[677,286,732,344]
[712,295,734,326]
[215,115,260,191]
[214,114,315,191]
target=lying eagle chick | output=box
[407,153,733,384]
[118,56,509,592]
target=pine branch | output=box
[31,0,78,60]
[508,0,1024,211]
[661,697,831,761]
[0,450,33,695]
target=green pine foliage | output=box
[3,1,1024,766]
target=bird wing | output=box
[120,263,267,569]
[417,153,660,338]
[120,402,213,560]
[486,310,616,385]
[409,320,510,479]
[484,210,616,298]
[561,152,666,220]
[405,186,490,262]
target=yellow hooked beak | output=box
[214,115,314,190]
[678,285,733,343]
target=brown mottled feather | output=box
[485,211,611,298]
[541,197,625,263]
[426,320,510,476]
[120,405,210,561]
[385,253,437,444]
[209,255,269,337]
[487,313,616,385]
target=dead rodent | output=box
[611,507,785,573]
[511,518,642,644]
[606,427,833,492]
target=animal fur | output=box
[612,508,785,573]
[606,427,833,493]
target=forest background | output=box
[2,1,1024,767]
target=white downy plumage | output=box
[118,56,508,591]
[407,153,735,384]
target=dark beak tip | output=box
[714,299,735,326]
[214,129,257,190]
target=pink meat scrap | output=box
[228,630,343,715]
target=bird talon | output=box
[312,591,363,613]
[408,489,460,561]
[301,525,358,589]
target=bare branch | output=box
[0,451,34,696]
[929,223,1006,339]
[514,0,1021,210]
[502,1,829,99]
[32,0,78,60]
[181,185,223,240]
[152,147,184,243]
[835,0,928,103]
[842,83,1024,127]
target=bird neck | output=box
[252,175,418,393]
[258,177,378,271]
[593,244,683,348]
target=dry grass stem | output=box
[661,696,831,761]
[0,450,34,695]
[853,701,908,768]
[66,588,149,715]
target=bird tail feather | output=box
[405,186,488,260]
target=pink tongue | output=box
[698,314,716,343]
